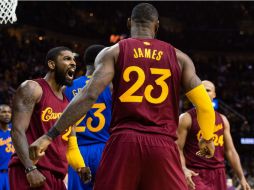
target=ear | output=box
[213,92,217,99]
[127,18,131,30]
[48,60,55,70]
[155,20,159,33]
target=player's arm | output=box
[223,115,251,190]
[29,43,119,161]
[11,80,46,187]
[176,113,191,169]
[176,113,198,189]
[176,48,215,142]
[66,128,85,169]
[66,128,91,184]
[11,80,42,168]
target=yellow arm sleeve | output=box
[186,84,215,140]
[66,136,85,170]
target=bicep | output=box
[12,81,42,132]
[176,49,202,92]
[223,115,236,154]
[89,44,118,94]
[176,113,192,150]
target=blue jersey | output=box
[65,76,112,145]
[0,124,14,170]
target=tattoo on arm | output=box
[53,81,100,135]
[11,81,40,168]
[188,74,201,90]
[13,83,38,113]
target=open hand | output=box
[240,178,251,190]
[183,167,198,189]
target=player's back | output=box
[111,38,181,139]
[65,76,111,145]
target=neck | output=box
[131,24,155,39]
[44,72,63,93]
[0,123,8,131]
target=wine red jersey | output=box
[9,78,70,176]
[110,38,181,140]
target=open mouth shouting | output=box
[66,68,75,81]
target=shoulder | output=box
[175,48,193,67]
[219,113,227,122]
[20,80,42,92]
[106,43,120,56]
[95,43,120,65]
[180,112,192,121]
[16,80,42,103]
[179,112,192,129]
[219,113,230,128]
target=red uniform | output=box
[94,38,187,190]
[184,108,226,190]
[9,79,70,190]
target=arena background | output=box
[0,1,253,188]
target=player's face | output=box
[0,106,11,124]
[54,50,76,86]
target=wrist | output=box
[45,134,53,141]
[46,127,60,140]
[239,176,245,181]
[182,167,187,172]
[25,165,37,174]
[201,136,214,143]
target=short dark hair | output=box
[45,46,72,65]
[131,3,159,24]
[0,104,10,110]
[83,45,105,66]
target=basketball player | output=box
[177,80,251,190]
[9,47,91,189]
[0,104,13,190]
[65,44,111,190]
[29,3,216,190]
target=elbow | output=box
[81,87,100,103]
[10,127,23,140]
[226,149,238,160]
[10,130,13,139]
[10,128,16,139]
[196,102,215,121]
[198,101,214,113]
[10,129,17,144]
[85,91,99,103]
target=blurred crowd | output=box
[0,28,86,105]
